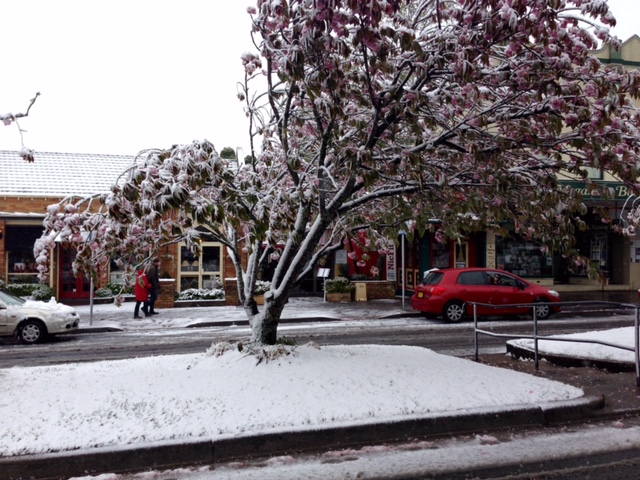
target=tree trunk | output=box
[251,292,286,345]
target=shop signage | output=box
[386,240,396,282]
[561,180,632,201]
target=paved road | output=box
[0,313,634,367]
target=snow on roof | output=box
[0,211,46,218]
[0,150,136,197]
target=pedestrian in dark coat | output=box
[133,269,151,319]
[146,258,160,315]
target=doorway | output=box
[58,247,91,299]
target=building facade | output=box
[0,151,236,304]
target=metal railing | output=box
[469,300,640,387]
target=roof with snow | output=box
[0,150,136,197]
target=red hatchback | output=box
[411,268,561,322]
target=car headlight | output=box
[548,290,560,298]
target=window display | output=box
[179,243,222,290]
[5,225,44,284]
[496,237,552,278]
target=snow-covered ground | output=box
[1,299,638,479]
[509,326,637,363]
[0,343,585,457]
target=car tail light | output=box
[430,286,447,296]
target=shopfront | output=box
[3,224,44,285]
[396,231,485,291]
[560,181,631,286]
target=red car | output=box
[411,268,561,322]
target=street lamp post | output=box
[399,231,406,310]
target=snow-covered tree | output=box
[36,1,640,344]
[1,92,40,162]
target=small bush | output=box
[94,287,113,298]
[5,283,41,298]
[31,285,56,301]
[254,280,271,295]
[325,276,355,293]
[178,288,225,300]
[106,283,134,296]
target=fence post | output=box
[473,303,479,361]
[635,306,640,387]
[533,306,539,371]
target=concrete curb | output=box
[74,316,343,334]
[0,395,604,480]
[506,343,636,373]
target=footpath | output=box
[2,295,640,480]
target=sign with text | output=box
[386,240,396,282]
[317,268,330,278]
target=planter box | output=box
[174,299,226,308]
[326,292,352,302]
[254,295,265,305]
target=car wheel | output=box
[532,300,551,320]
[18,320,46,344]
[443,301,465,323]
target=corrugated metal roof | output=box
[0,150,136,197]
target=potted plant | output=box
[325,276,355,302]
[253,280,271,305]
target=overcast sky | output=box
[1,0,639,157]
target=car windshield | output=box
[422,270,444,285]
[0,290,26,306]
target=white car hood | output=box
[21,298,78,316]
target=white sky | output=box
[0,0,639,157]
[0,1,257,156]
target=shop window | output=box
[179,243,222,291]
[632,239,640,263]
[455,242,468,268]
[590,235,608,276]
[432,241,451,268]
[496,237,552,278]
[5,225,43,284]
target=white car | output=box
[0,290,80,344]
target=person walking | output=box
[133,268,151,319]
[146,257,161,315]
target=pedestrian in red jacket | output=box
[133,269,151,319]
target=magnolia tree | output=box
[36,0,640,344]
[1,92,40,162]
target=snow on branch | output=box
[1,92,40,162]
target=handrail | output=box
[469,300,640,387]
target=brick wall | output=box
[224,279,240,306]
[156,279,176,308]
[0,219,6,282]
[355,281,396,300]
